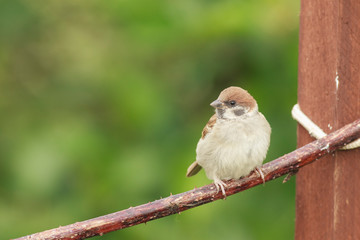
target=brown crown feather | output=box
[217,86,256,109]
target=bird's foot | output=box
[213,178,227,198]
[255,167,266,185]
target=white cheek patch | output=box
[220,106,248,120]
[216,106,251,120]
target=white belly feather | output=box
[196,112,271,181]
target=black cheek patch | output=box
[233,108,245,116]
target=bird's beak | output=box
[210,99,224,109]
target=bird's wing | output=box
[186,114,217,177]
[201,114,217,139]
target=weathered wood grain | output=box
[296,0,360,239]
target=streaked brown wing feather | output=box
[201,114,217,139]
[186,114,217,177]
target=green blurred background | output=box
[0,0,299,239]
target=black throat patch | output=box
[216,108,225,119]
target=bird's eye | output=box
[229,100,236,106]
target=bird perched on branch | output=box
[186,86,271,196]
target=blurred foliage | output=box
[0,0,299,239]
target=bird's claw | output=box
[214,179,227,198]
[255,167,266,185]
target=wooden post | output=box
[296,0,360,239]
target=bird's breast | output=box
[196,114,271,180]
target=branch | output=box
[15,119,360,240]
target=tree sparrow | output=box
[186,86,271,196]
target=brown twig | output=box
[14,119,360,240]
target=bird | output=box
[186,86,271,196]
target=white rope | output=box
[291,104,360,150]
